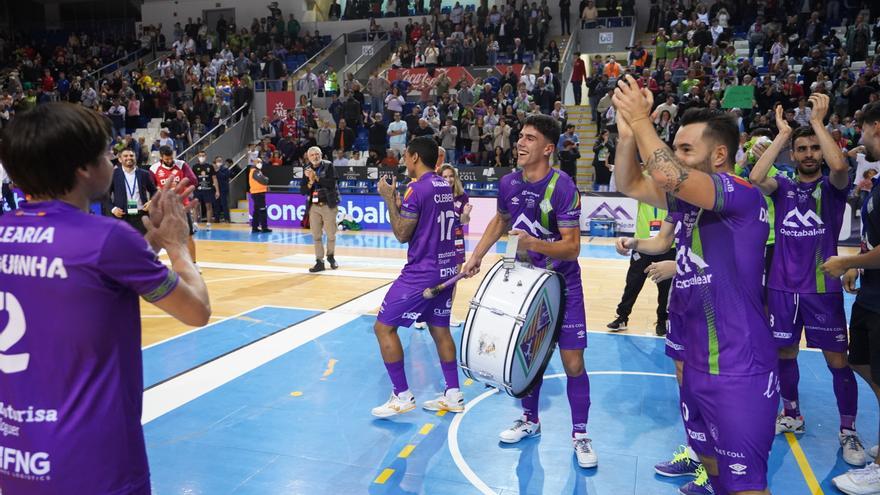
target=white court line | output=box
[162,260,398,280]
[448,371,676,495]
[142,305,269,350]
[204,272,290,284]
[142,284,390,424]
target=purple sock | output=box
[829,366,858,431]
[778,358,801,417]
[521,376,543,424]
[441,360,460,391]
[567,373,591,436]
[384,360,409,395]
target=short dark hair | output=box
[159,145,174,156]
[523,114,560,149]
[407,136,438,169]
[0,103,110,197]
[790,126,816,147]
[749,127,773,139]
[678,108,739,166]
[860,101,880,126]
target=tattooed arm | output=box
[613,113,668,210]
[613,75,719,211]
[378,176,418,243]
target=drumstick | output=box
[422,272,466,299]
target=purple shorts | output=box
[558,280,587,350]
[681,366,778,493]
[768,289,848,352]
[377,280,454,328]
[665,312,685,362]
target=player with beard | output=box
[613,75,775,495]
[822,101,880,494]
[748,94,863,465]
[150,146,199,265]
[462,114,597,469]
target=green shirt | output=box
[635,202,667,240]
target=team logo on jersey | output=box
[539,198,552,213]
[403,187,414,203]
[674,246,712,289]
[782,208,824,228]
[730,463,748,476]
[510,196,520,205]
[512,214,552,237]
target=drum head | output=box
[507,270,565,398]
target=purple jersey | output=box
[0,200,178,494]
[399,172,458,287]
[667,173,774,376]
[769,176,849,293]
[453,192,469,263]
[498,169,582,284]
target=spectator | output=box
[334,118,355,152]
[369,113,388,156]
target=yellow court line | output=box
[373,468,395,484]
[398,444,416,458]
[463,378,474,386]
[418,423,435,435]
[785,432,824,494]
[436,410,447,417]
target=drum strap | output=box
[539,171,559,232]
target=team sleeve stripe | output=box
[142,271,180,303]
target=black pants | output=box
[216,189,229,221]
[0,183,16,213]
[616,249,675,321]
[572,81,582,105]
[561,15,571,35]
[251,192,268,230]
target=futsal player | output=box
[0,103,210,494]
[824,101,880,494]
[613,76,776,495]
[461,114,597,469]
[150,145,199,264]
[748,95,864,465]
[371,136,465,417]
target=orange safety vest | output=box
[249,168,268,194]
[603,62,621,78]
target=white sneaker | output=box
[870,445,878,459]
[573,432,598,468]
[422,388,465,413]
[842,429,868,466]
[371,391,416,418]
[775,414,805,434]
[499,416,541,443]
[833,462,880,495]
[413,322,427,329]
[449,318,462,328]
[205,222,212,231]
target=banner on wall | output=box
[266,91,296,119]
[252,193,395,230]
[580,194,638,233]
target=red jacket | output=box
[571,58,586,83]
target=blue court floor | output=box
[143,305,875,495]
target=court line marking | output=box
[142,305,270,350]
[448,371,676,495]
[785,432,825,494]
[374,468,395,484]
[163,260,399,280]
[204,272,290,284]
[142,284,391,424]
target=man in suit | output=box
[334,118,356,153]
[106,149,158,236]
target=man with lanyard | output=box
[191,150,219,231]
[150,145,199,265]
[749,95,864,465]
[0,102,210,494]
[462,114,597,469]
[300,146,339,272]
[371,136,464,418]
[608,202,676,335]
[823,101,880,494]
[107,149,157,236]
[614,75,776,495]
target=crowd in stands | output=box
[580,0,880,189]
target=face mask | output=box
[215,161,223,167]
[256,163,263,169]
[198,156,206,162]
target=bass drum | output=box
[459,259,565,398]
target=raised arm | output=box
[378,176,417,243]
[809,93,849,190]
[613,108,668,210]
[749,105,789,195]
[613,75,715,210]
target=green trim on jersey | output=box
[540,171,559,232]
[813,186,826,293]
[692,211,720,375]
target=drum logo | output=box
[516,291,554,374]
[477,334,496,355]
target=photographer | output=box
[300,146,340,272]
